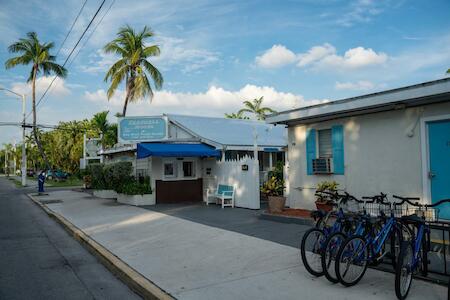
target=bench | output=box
[205,184,235,208]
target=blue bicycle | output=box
[300,191,355,277]
[335,196,410,287]
[394,197,450,300]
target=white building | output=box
[267,78,450,219]
[100,114,287,209]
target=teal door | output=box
[428,120,450,219]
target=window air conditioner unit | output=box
[313,158,332,174]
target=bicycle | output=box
[321,194,383,283]
[335,194,410,287]
[300,191,360,277]
[394,197,450,300]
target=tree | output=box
[238,96,276,120]
[5,32,67,169]
[91,111,117,147]
[224,111,250,119]
[104,25,163,116]
[447,68,450,74]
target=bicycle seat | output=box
[401,214,425,224]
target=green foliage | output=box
[87,163,105,189]
[268,161,284,181]
[111,161,133,193]
[237,96,277,120]
[104,25,163,116]
[315,180,339,204]
[261,176,285,197]
[103,163,114,190]
[316,180,339,192]
[121,176,152,195]
[224,111,250,119]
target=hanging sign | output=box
[118,116,168,143]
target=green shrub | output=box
[87,163,105,189]
[121,180,152,195]
[103,163,114,190]
[111,161,133,193]
[268,161,284,181]
[261,176,285,197]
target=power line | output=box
[68,0,116,67]
[26,0,107,120]
[55,0,88,58]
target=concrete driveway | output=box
[36,190,447,300]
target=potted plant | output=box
[315,181,339,211]
[83,175,92,189]
[261,176,286,213]
[116,176,155,206]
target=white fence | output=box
[214,155,260,209]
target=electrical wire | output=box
[55,0,88,58]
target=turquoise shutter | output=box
[332,125,344,174]
[306,129,316,175]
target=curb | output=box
[27,193,175,300]
[259,212,314,226]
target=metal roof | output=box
[166,114,287,147]
[267,77,450,125]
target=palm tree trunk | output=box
[122,76,134,117]
[31,66,51,171]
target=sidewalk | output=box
[31,190,446,300]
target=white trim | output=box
[420,113,450,205]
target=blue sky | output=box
[1,0,450,145]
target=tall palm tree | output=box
[5,32,67,169]
[238,96,276,120]
[104,25,163,116]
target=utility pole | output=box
[0,87,27,186]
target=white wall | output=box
[211,156,260,209]
[287,102,450,209]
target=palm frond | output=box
[41,61,68,78]
[142,60,163,89]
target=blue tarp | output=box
[137,143,221,159]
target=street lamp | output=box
[0,87,27,186]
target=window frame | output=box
[163,160,177,179]
[317,128,333,159]
[182,160,196,178]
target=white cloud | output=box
[297,43,336,67]
[80,35,219,74]
[10,76,70,97]
[319,47,388,69]
[84,84,325,117]
[337,0,388,27]
[335,80,386,91]
[256,44,388,70]
[255,45,297,68]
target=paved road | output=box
[0,177,141,300]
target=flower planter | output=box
[315,202,333,212]
[93,189,118,199]
[117,193,155,206]
[268,196,286,213]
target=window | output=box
[183,161,195,177]
[318,129,332,158]
[164,162,176,178]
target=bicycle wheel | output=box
[389,225,405,269]
[301,228,326,277]
[335,235,369,287]
[321,232,346,283]
[395,241,414,300]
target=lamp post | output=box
[0,87,27,186]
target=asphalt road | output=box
[0,177,141,300]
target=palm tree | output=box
[238,96,276,120]
[224,111,249,119]
[104,25,163,116]
[5,32,67,169]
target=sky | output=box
[1,0,450,146]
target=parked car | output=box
[46,169,69,180]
